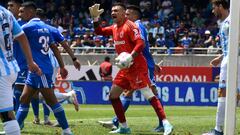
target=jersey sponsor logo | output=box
[114,40,125,45]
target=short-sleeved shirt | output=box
[22,18,55,74]
[219,15,230,57]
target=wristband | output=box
[72,57,77,61]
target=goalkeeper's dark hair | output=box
[112,2,126,10]
[8,0,23,4]
[36,8,46,19]
[212,0,229,9]
[126,5,142,19]
[21,1,37,11]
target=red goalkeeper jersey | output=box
[95,19,147,69]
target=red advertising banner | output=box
[155,67,213,82]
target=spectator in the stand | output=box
[149,22,165,38]
[207,39,219,54]
[203,30,213,48]
[193,12,205,28]
[106,38,114,48]
[82,34,94,47]
[156,33,166,47]
[73,23,87,36]
[161,0,173,19]
[71,35,83,54]
[99,56,113,81]
[93,38,106,54]
[148,32,156,47]
[62,29,72,44]
[180,31,192,54]
[165,33,175,54]
[106,38,115,54]
[155,33,167,54]
[175,21,187,41]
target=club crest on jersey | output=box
[120,31,124,38]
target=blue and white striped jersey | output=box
[135,20,155,69]
[219,15,230,57]
[22,18,55,74]
[0,6,23,76]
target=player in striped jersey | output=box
[0,5,41,135]
[7,0,28,114]
[15,2,73,135]
[203,1,235,135]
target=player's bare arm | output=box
[60,40,81,70]
[50,44,68,79]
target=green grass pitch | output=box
[1,104,239,135]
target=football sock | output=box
[110,98,126,123]
[155,95,164,127]
[13,88,22,112]
[215,97,225,132]
[16,104,29,127]
[54,92,70,102]
[51,103,69,129]
[149,96,166,120]
[3,120,20,135]
[121,96,131,112]
[31,98,39,119]
[43,103,50,122]
[120,122,128,128]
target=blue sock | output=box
[31,98,39,118]
[121,96,131,112]
[50,103,69,129]
[16,104,29,127]
[112,96,131,128]
[43,103,50,117]
[14,88,22,112]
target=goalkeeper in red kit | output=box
[89,3,173,134]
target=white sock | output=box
[54,92,69,102]
[162,119,170,126]
[63,128,72,134]
[215,97,225,132]
[120,122,128,128]
[3,120,20,135]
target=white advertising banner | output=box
[64,65,119,81]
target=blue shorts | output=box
[15,69,28,85]
[25,73,53,89]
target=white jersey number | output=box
[39,36,50,55]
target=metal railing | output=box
[58,47,221,56]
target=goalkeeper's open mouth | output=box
[112,15,117,19]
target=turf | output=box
[0,104,239,135]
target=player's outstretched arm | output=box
[15,33,42,75]
[50,44,68,79]
[61,40,81,70]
